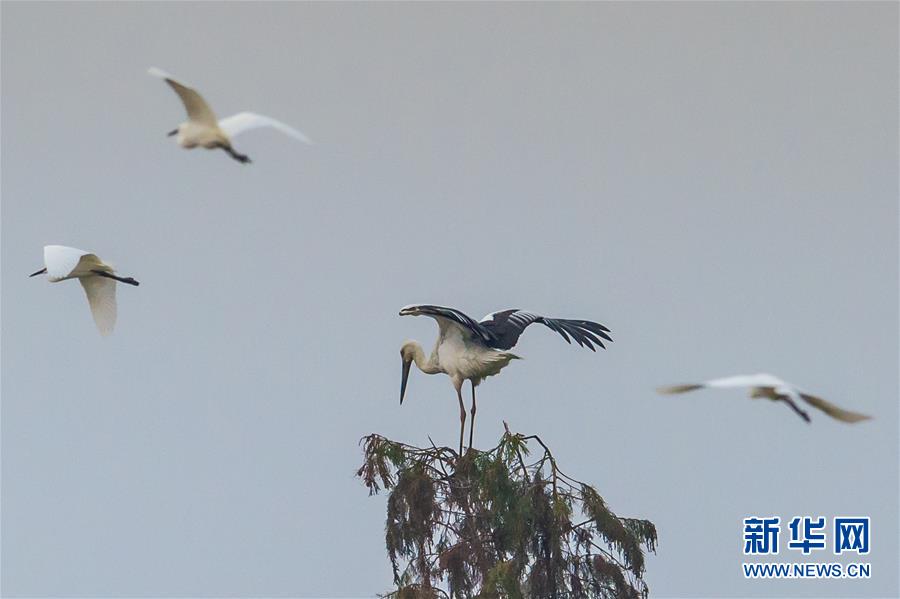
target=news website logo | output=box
[742,515,871,579]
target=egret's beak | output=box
[400,358,412,404]
[167,128,178,137]
[28,267,47,278]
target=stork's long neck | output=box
[411,341,441,375]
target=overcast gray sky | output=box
[2,2,897,597]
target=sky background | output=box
[2,2,897,597]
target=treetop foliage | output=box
[358,426,657,598]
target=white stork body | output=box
[434,318,520,386]
[399,304,611,454]
[402,318,519,396]
[658,373,872,424]
[30,245,139,336]
[148,67,311,164]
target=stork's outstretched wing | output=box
[399,305,493,343]
[479,309,612,351]
[401,305,612,351]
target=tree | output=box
[358,425,657,598]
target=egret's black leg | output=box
[781,397,811,423]
[222,145,251,164]
[91,270,140,286]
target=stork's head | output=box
[399,306,422,317]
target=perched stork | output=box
[29,245,139,336]
[399,304,612,454]
[657,373,872,423]
[148,67,311,164]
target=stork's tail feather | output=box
[491,352,521,365]
[476,352,522,383]
[657,384,704,394]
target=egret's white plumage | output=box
[30,245,139,336]
[657,373,872,423]
[399,304,611,454]
[43,245,92,281]
[79,276,118,336]
[148,67,311,163]
[218,112,311,144]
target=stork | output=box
[148,67,311,164]
[29,245,139,336]
[657,373,872,423]
[398,304,612,454]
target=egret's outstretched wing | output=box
[704,374,787,389]
[657,373,872,424]
[400,305,492,343]
[658,374,790,396]
[218,112,312,143]
[656,383,704,394]
[44,245,90,280]
[80,276,117,336]
[148,67,217,126]
[479,309,612,351]
[799,393,872,423]
[74,252,111,275]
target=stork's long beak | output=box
[167,128,178,137]
[28,267,47,278]
[400,358,412,404]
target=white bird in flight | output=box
[399,304,612,455]
[148,67,311,164]
[29,245,139,336]
[657,373,872,424]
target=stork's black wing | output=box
[479,309,612,351]
[400,305,494,343]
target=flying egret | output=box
[657,373,872,423]
[29,245,139,336]
[399,304,612,454]
[148,67,311,164]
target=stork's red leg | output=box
[468,383,477,453]
[456,385,466,456]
